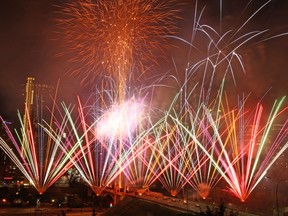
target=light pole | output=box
[182,187,189,214]
[276,179,288,216]
[264,176,275,212]
[187,188,189,213]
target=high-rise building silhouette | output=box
[0,120,22,182]
[0,77,55,185]
[22,77,54,156]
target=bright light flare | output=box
[96,98,145,138]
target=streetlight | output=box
[182,187,189,213]
[276,179,288,216]
[263,176,275,211]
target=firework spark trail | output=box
[0,107,75,194]
[139,84,223,198]
[168,0,288,106]
[105,127,163,193]
[120,110,187,192]
[43,100,113,195]
[57,0,180,86]
[175,95,288,202]
[169,106,242,199]
[122,135,156,192]
[57,0,182,186]
[118,113,170,191]
[179,108,224,198]
[151,121,191,197]
[158,0,288,199]
[236,98,287,201]
[55,0,288,202]
[57,100,117,195]
[154,72,229,199]
[152,128,210,197]
[46,90,159,196]
[182,111,223,199]
[45,81,208,197]
[2,1,287,203]
[162,76,248,199]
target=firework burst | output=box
[57,0,180,86]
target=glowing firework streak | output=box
[47,94,153,196]
[174,96,288,202]
[57,0,180,85]
[151,69,228,199]
[178,106,224,200]
[217,96,288,202]
[136,86,221,198]
[122,134,156,194]
[159,0,288,198]
[0,108,75,194]
[183,81,230,200]
[149,119,194,197]
[167,0,288,109]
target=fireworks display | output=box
[47,94,150,196]
[173,94,288,201]
[96,98,145,138]
[0,106,75,194]
[0,1,287,215]
[57,0,180,86]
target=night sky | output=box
[0,0,288,121]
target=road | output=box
[0,207,98,216]
[122,191,260,216]
[0,190,259,216]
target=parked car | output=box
[12,198,22,206]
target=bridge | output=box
[100,188,260,216]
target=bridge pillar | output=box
[113,193,117,206]
[112,193,126,206]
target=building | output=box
[0,77,54,186]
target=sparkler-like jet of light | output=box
[213,96,288,202]
[46,93,152,196]
[0,108,75,195]
[174,95,288,202]
[146,117,191,197]
[158,0,288,199]
[57,0,181,191]
[155,79,227,199]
